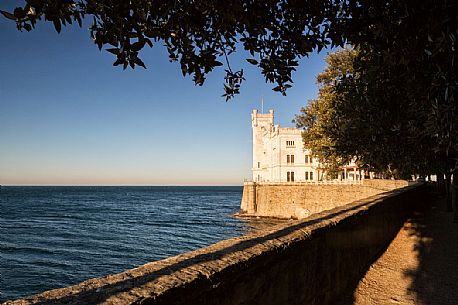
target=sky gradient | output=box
[0,2,331,185]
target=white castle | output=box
[251,109,362,182]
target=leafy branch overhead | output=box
[1,0,456,111]
[1,0,345,100]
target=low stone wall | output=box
[240,179,409,219]
[4,184,424,305]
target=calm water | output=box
[0,186,260,302]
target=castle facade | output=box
[251,109,361,182]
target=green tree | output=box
[294,48,357,179]
[295,48,427,179]
[341,0,458,209]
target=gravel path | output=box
[338,197,458,305]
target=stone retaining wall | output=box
[4,183,424,305]
[240,179,409,219]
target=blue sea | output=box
[0,186,278,302]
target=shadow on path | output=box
[403,196,458,305]
[337,191,458,305]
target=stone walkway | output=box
[338,196,458,305]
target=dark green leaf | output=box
[246,58,258,65]
[13,8,26,19]
[145,38,153,48]
[53,19,61,33]
[0,10,16,21]
[106,48,119,55]
[23,23,32,31]
[131,41,145,52]
[134,57,146,69]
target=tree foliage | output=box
[295,48,449,179]
[294,48,357,178]
[2,1,455,106]
[290,0,457,182]
[1,0,347,100]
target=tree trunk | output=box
[445,172,453,212]
[437,172,445,194]
[453,171,458,223]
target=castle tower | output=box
[251,109,274,182]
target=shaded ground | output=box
[338,195,458,305]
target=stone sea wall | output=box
[4,183,424,305]
[240,179,409,219]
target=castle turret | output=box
[251,109,274,182]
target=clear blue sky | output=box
[0,2,331,185]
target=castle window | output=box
[287,155,295,164]
[305,155,314,164]
[287,171,295,182]
[310,172,314,180]
[286,140,295,147]
[305,172,309,180]
[257,162,260,168]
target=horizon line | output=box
[0,184,244,187]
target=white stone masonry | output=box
[251,109,361,182]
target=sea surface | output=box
[0,186,282,302]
